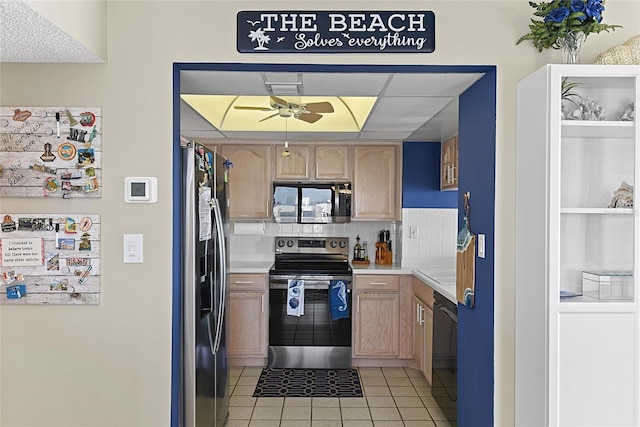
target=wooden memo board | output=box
[0,107,102,198]
[1,213,101,304]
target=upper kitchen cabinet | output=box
[316,145,350,180]
[353,145,400,220]
[219,144,272,219]
[276,145,311,180]
[440,136,458,190]
[516,65,639,427]
[276,144,350,180]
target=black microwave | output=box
[272,182,351,224]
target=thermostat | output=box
[124,177,157,203]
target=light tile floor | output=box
[227,366,456,427]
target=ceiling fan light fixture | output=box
[282,118,291,158]
[282,142,291,158]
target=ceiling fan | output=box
[233,96,334,123]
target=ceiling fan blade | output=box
[296,112,323,123]
[234,106,274,111]
[258,112,280,122]
[303,101,334,114]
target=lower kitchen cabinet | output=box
[353,275,400,358]
[228,273,268,365]
[412,281,434,384]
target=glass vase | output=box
[559,31,586,64]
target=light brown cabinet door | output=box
[413,296,425,369]
[412,296,433,384]
[412,279,435,383]
[353,146,398,220]
[219,145,272,219]
[422,303,434,384]
[276,145,310,179]
[441,136,458,190]
[353,292,400,357]
[316,146,350,180]
[229,291,266,357]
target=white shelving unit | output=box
[516,65,639,426]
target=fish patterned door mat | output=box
[253,368,363,397]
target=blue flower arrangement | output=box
[517,0,621,51]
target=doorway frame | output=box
[171,62,497,426]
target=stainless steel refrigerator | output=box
[180,141,230,427]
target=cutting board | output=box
[456,234,476,308]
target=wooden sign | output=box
[237,11,435,53]
[0,107,102,198]
[1,214,101,304]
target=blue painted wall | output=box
[402,142,457,208]
[456,70,497,427]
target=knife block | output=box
[375,242,392,265]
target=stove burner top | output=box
[270,236,351,277]
[271,261,351,276]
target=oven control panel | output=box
[274,236,349,255]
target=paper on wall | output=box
[198,186,212,241]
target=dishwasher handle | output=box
[433,292,458,323]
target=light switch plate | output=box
[123,234,143,263]
[478,234,485,259]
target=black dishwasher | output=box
[432,291,457,420]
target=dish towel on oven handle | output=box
[329,280,349,320]
[287,279,304,317]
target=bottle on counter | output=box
[353,235,364,261]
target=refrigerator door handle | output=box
[207,312,216,355]
[212,197,227,354]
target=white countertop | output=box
[229,258,457,303]
[229,261,273,274]
[412,266,457,303]
[350,263,413,274]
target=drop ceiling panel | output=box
[302,73,391,96]
[363,96,453,131]
[181,71,268,95]
[385,73,484,96]
[180,100,221,133]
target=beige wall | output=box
[1,1,638,425]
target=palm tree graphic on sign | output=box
[248,28,270,50]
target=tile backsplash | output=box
[401,208,457,267]
[230,220,400,263]
[229,208,457,267]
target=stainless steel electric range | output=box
[268,236,353,369]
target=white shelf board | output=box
[561,120,635,138]
[561,207,633,215]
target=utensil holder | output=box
[375,243,392,265]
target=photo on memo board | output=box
[0,107,102,198]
